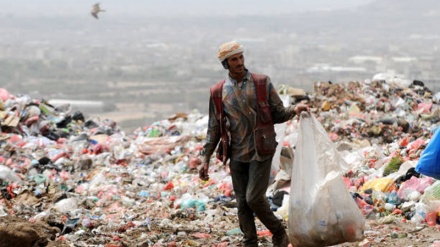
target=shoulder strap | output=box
[251,73,268,106]
[210,79,229,164]
[210,79,226,118]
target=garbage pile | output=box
[0,76,440,247]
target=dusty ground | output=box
[338,220,440,247]
[0,215,59,247]
[1,212,440,247]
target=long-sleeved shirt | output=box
[202,70,296,164]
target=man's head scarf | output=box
[217,41,244,62]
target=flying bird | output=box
[91,3,105,19]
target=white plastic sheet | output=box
[288,113,364,247]
[0,165,22,183]
[270,94,290,184]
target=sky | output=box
[1,0,376,17]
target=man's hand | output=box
[294,103,310,116]
[199,162,210,181]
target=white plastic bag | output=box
[0,165,22,183]
[288,113,364,247]
[270,94,290,184]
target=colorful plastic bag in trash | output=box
[416,127,440,179]
[288,113,364,247]
[360,177,395,193]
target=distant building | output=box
[48,99,116,113]
[348,56,383,64]
[306,64,366,73]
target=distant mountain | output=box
[360,0,440,15]
[286,0,439,39]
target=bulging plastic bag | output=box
[288,113,364,247]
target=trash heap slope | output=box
[0,77,440,246]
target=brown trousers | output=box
[229,157,285,246]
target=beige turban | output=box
[217,41,244,62]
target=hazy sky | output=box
[1,0,376,17]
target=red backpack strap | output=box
[251,73,269,108]
[210,79,230,164]
[210,79,225,119]
[251,73,274,125]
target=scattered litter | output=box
[0,75,440,246]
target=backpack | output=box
[210,73,277,164]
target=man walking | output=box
[199,40,309,247]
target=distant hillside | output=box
[361,0,440,14]
[305,0,440,38]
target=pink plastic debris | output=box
[397,176,434,199]
[212,243,229,247]
[359,239,371,247]
[342,176,352,188]
[257,229,272,237]
[328,132,339,141]
[192,232,211,239]
[355,197,374,215]
[9,135,24,146]
[59,170,72,181]
[417,102,432,113]
[0,88,12,101]
[24,115,39,126]
[407,138,425,151]
[217,182,233,197]
[188,157,201,169]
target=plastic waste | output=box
[416,127,440,179]
[387,191,401,205]
[54,198,79,213]
[0,165,22,183]
[0,79,440,246]
[288,113,364,247]
[411,203,428,224]
[226,228,243,236]
[426,211,438,226]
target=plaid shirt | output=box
[202,70,296,164]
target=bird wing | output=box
[91,12,99,19]
[92,3,100,12]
